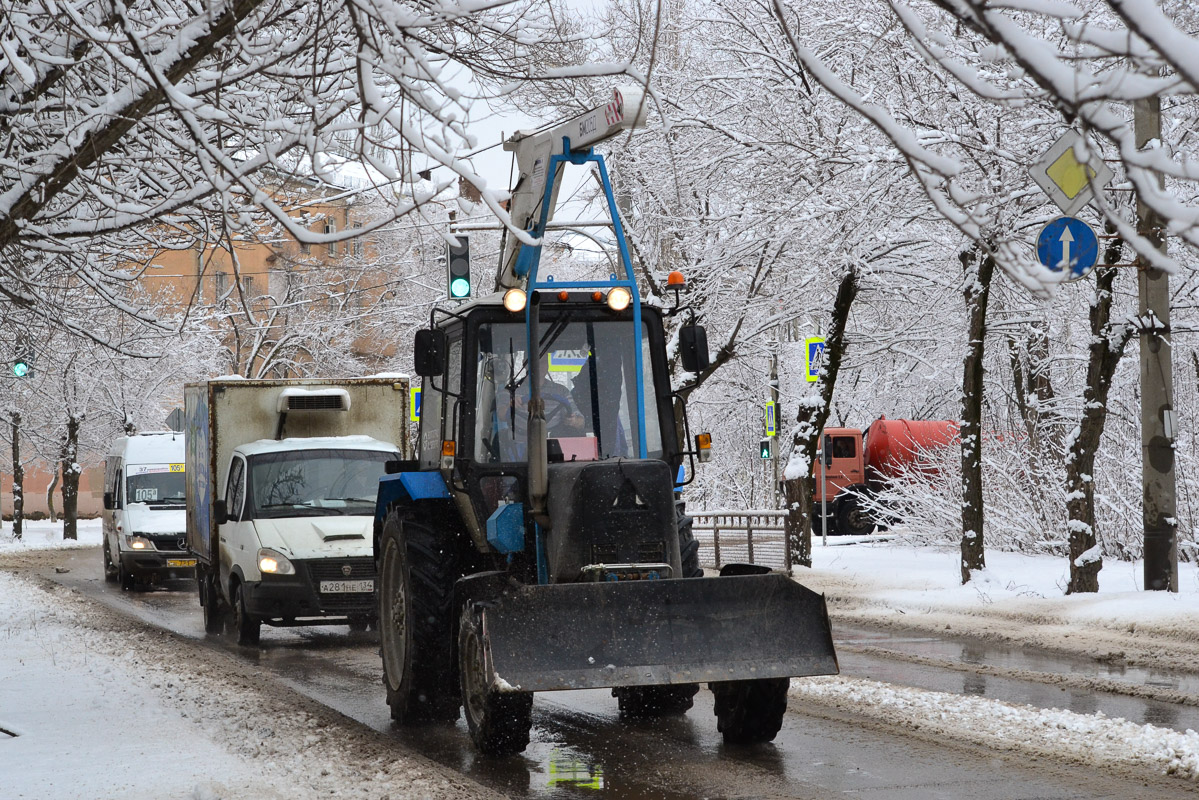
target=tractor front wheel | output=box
[459,605,533,756]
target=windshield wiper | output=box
[257,503,330,516]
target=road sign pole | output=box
[1135,94,1177,592]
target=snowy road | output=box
[11,545,1197,799]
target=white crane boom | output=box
[498,86,648,290]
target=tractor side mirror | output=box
[823,437,833,467]
[214,499,228,524]
[679,325,710,373]
[414,329,446,377]
[102,492,113,511]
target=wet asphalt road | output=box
[33,548,1199,799]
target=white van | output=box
[102,432,193,590]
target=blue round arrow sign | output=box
[1036,216,1099,280]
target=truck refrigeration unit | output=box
[371,87,839,756]
[185,377,409,644]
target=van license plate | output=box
[320,580,374,594]
[167,559,197,568]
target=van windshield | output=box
[249,449,395,519]
[126,466,186,505]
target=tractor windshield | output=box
[474,318,663,464]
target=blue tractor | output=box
[373,87,838,755]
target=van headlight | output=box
[258,548,295,575]
[125,535,153,550]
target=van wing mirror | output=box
[103,491,113,511]
[214,498,228,524]
[414,329,446,377]
[679,325,710,373]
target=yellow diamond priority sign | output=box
[1029,130,1113,216]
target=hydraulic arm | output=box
[498,86,649,291]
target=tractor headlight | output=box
[606,286,631,312]
[258,548,295,575]
[125,535,153,550]
[503,288,527,313]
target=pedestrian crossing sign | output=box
[806,337,826,382]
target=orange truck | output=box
[813,417,958,535]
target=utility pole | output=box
[1134,95,1177,592]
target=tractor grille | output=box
[591,544,619,564]
[638,541,665,563]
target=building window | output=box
[215,271,228,298]
[325,221,338,257]
[352,223,363,258]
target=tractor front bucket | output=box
[477,574,838,693]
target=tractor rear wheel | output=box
[676,499,703,579]
[379,510,460,723]
[711,678,789,744]
[458,606,533,755]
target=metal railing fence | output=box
[690,510,789,571]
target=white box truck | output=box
[102,432,192,590]
[184,377,411,645]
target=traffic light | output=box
[759,438,773,459]
[12,336,32,377]
[447,235,470,299]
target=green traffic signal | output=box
[759,438,772,459]
[12,359,31,378]
[446,235,470,299]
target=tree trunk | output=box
[1008,321,1060,457]
[1066,233,1131,593]
[11,411,23,541]
[960,247,995,583]
[46,468,59,522]
[61,414,82,541]
[783,268,859,568]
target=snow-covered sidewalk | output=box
[0,521,500,800]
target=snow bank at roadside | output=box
[0,518,102,551]
[791,675,1199,779]
[803,539,1199,650]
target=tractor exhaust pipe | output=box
[527,292,550,527]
